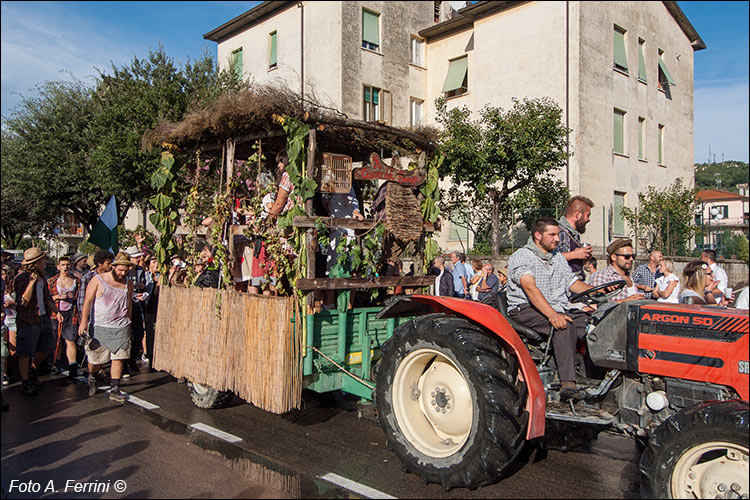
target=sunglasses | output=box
[615,253,636,259]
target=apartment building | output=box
[204,1,704,252]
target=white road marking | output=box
[128,395,160,410]
[319,473,397,499]
[189,423,243,443]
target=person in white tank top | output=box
[78,252,133,402]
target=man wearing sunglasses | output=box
[587,238,645,303]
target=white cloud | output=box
[694,81,750,163]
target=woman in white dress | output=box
[652,258,680,303]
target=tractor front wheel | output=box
[640,400,749,499]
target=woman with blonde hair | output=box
[678,260,720,305]
[468,259,484,301]
[653,258,680,303]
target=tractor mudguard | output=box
[378,295,546,440]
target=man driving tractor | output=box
[506,217,609,400]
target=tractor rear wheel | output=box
[374,313,528,490]
[187,381,234,409]
[640,400,749,499]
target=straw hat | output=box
[22,247,47,265]
[125,246,143,258]
[112,251,135,268]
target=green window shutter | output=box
[269,32,277,67]
[658,57,675,85]
[363,10,379,46]
[372,88,379,105]
[613,193,625,236]
[364,86,371,103]
[613,111,624,154]
[658,126,663,164]
[449,221,469,241]
[442,56,468,93]
[638,42,647,81]
[638,119,644,158]
[233,49,243,79]
[613,29,628,71]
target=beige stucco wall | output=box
[216,2,343,110]
[425,1,696,253]
[577,1,696,249]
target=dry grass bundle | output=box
[153,286,301,413]
[142,82,439,157]
[385,183,423,242]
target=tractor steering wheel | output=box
[569,280,627,304]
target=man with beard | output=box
[588,238,646,303]
[78,252,134,403]
[557,196,594,280]
[506,218,602,399]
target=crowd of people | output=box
[0,239,176,408]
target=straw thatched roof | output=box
[142,84,438,162]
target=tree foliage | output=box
[1,47,238,246]
[694,161,749,193]
[621,178,697,256]
[436,96,570,254]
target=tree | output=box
[622,178,697,256]
[694,161,749,193]
[436,97,570,255]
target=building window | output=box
[410,36,424,66]
[613,192,626,237]
[613,26,628,73]
[410,98,423,127]
[658,49,675,91]
[442,56,468,97]
[363,86,391,124]
[658,124,665,165]
[613,109,625,155]
[448,221,469,242]
[362,9,380,51]
[232,48,243,81]
[638,39,647,83]
[269,31,277,69]
[638,117,646,160]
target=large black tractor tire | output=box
[639,399,749,499]
[374,313,528,490]
[187,381,234,409]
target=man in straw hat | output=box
[70,253,89,280]
[78,251,134,403]
[13,247,63,396]
[587,238,646,303]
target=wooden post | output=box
[305,127,317,313]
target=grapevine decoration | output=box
[149,149,184,284]
[420,155,442,272]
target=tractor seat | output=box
[494,291,545,343]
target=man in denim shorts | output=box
[14,248,63,396]
[78,252,134,403]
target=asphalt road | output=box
[1,367,643,499]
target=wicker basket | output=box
[318,153,352,194]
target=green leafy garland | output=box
[420,155,442,272]
[149,150,183,284]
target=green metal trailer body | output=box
[298,307,413,400]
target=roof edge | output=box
[204,1,294,43]
[662,1,706,51]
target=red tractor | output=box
[374,282,749,498]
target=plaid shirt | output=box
[78,269,97,327]
[506,247,579,313]
[47,273,80,325]
[587,265,637,302]
[632,264,657,299]
[14,271,57,325]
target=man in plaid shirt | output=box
[588,239,646,303]
[506,218,604,400]
[632,250,663,299]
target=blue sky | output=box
[1,1,748,162]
